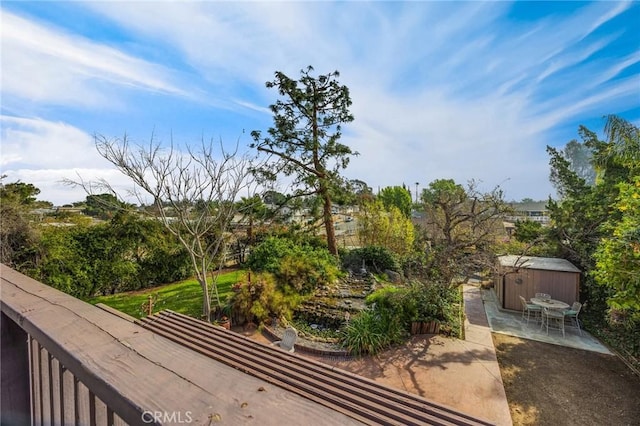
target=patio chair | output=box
[543,307,565,337]
[519,295,542,324]
[563,302,583,335]
[272,326,298,353]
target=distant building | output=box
[505,201,550,225]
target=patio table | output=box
[531,298,570,334]
[530,298,569,310]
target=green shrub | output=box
[229,272,306,324]
[342,246,400,273]
[246,236,294,273]
[247,236,340,293]
[35,216,193,298]
[362,281,462,338]
[340,310,389,355]
[341,298,407,356]
[277,251,339,294]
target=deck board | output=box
[1,265,364,425]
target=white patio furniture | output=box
[543,307,565,337]
[519,295,542,324]
[272,326,298,353]
[563,302,583,335]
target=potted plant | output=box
[219,315,231,330]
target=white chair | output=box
[519,295,542,324]
[564,302,583,335]
[543,307,565,337]
[272,326,298,353]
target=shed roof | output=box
[498,255,581,273]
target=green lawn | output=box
[89,269,244,319]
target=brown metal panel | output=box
[504,269,533,311]
[532,270,578,304]
[525,270,536,302]
[532,269,553,297]
[504,273,515,310]
[500,262,581,311]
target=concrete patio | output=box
[480,287,611,354]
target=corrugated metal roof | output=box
[498,255,581,273]
[138,310,492,426]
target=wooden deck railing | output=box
[0,265,366,425]
[1,265,492,426]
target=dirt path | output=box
[493,333,640,426]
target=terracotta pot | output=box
[220,317,231,330]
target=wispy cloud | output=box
[0,115,152,204]
[1,10,188,108]
[1,2,637,204]
[1,116,100,169]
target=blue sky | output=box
[1,1,639,205]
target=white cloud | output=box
[1,116,102,169]
[1,2,636,203]
[82,1,325,88]
[3,167,135,206]
[343,84,553,200]
[0,116,133,205]
[582,1,632,39]
[1,10,188,108]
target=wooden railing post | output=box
[1,312,31,425]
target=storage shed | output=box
[495,255,581,311]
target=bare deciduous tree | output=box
[75,135,254,320]
[417,179,512,285]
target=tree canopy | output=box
[250,66,357,256]
[0,180,50,207]
[378,186,413,218]
[418,179,509,284]
[0,179,43,269]
[547,115,639,326]
[358,199,414,256]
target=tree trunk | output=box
[321,186,338,256]
[199,277,211,321]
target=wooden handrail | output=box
[0,265,365,425]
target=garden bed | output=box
[262,325,350,357]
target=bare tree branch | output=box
[68,134,255,320]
